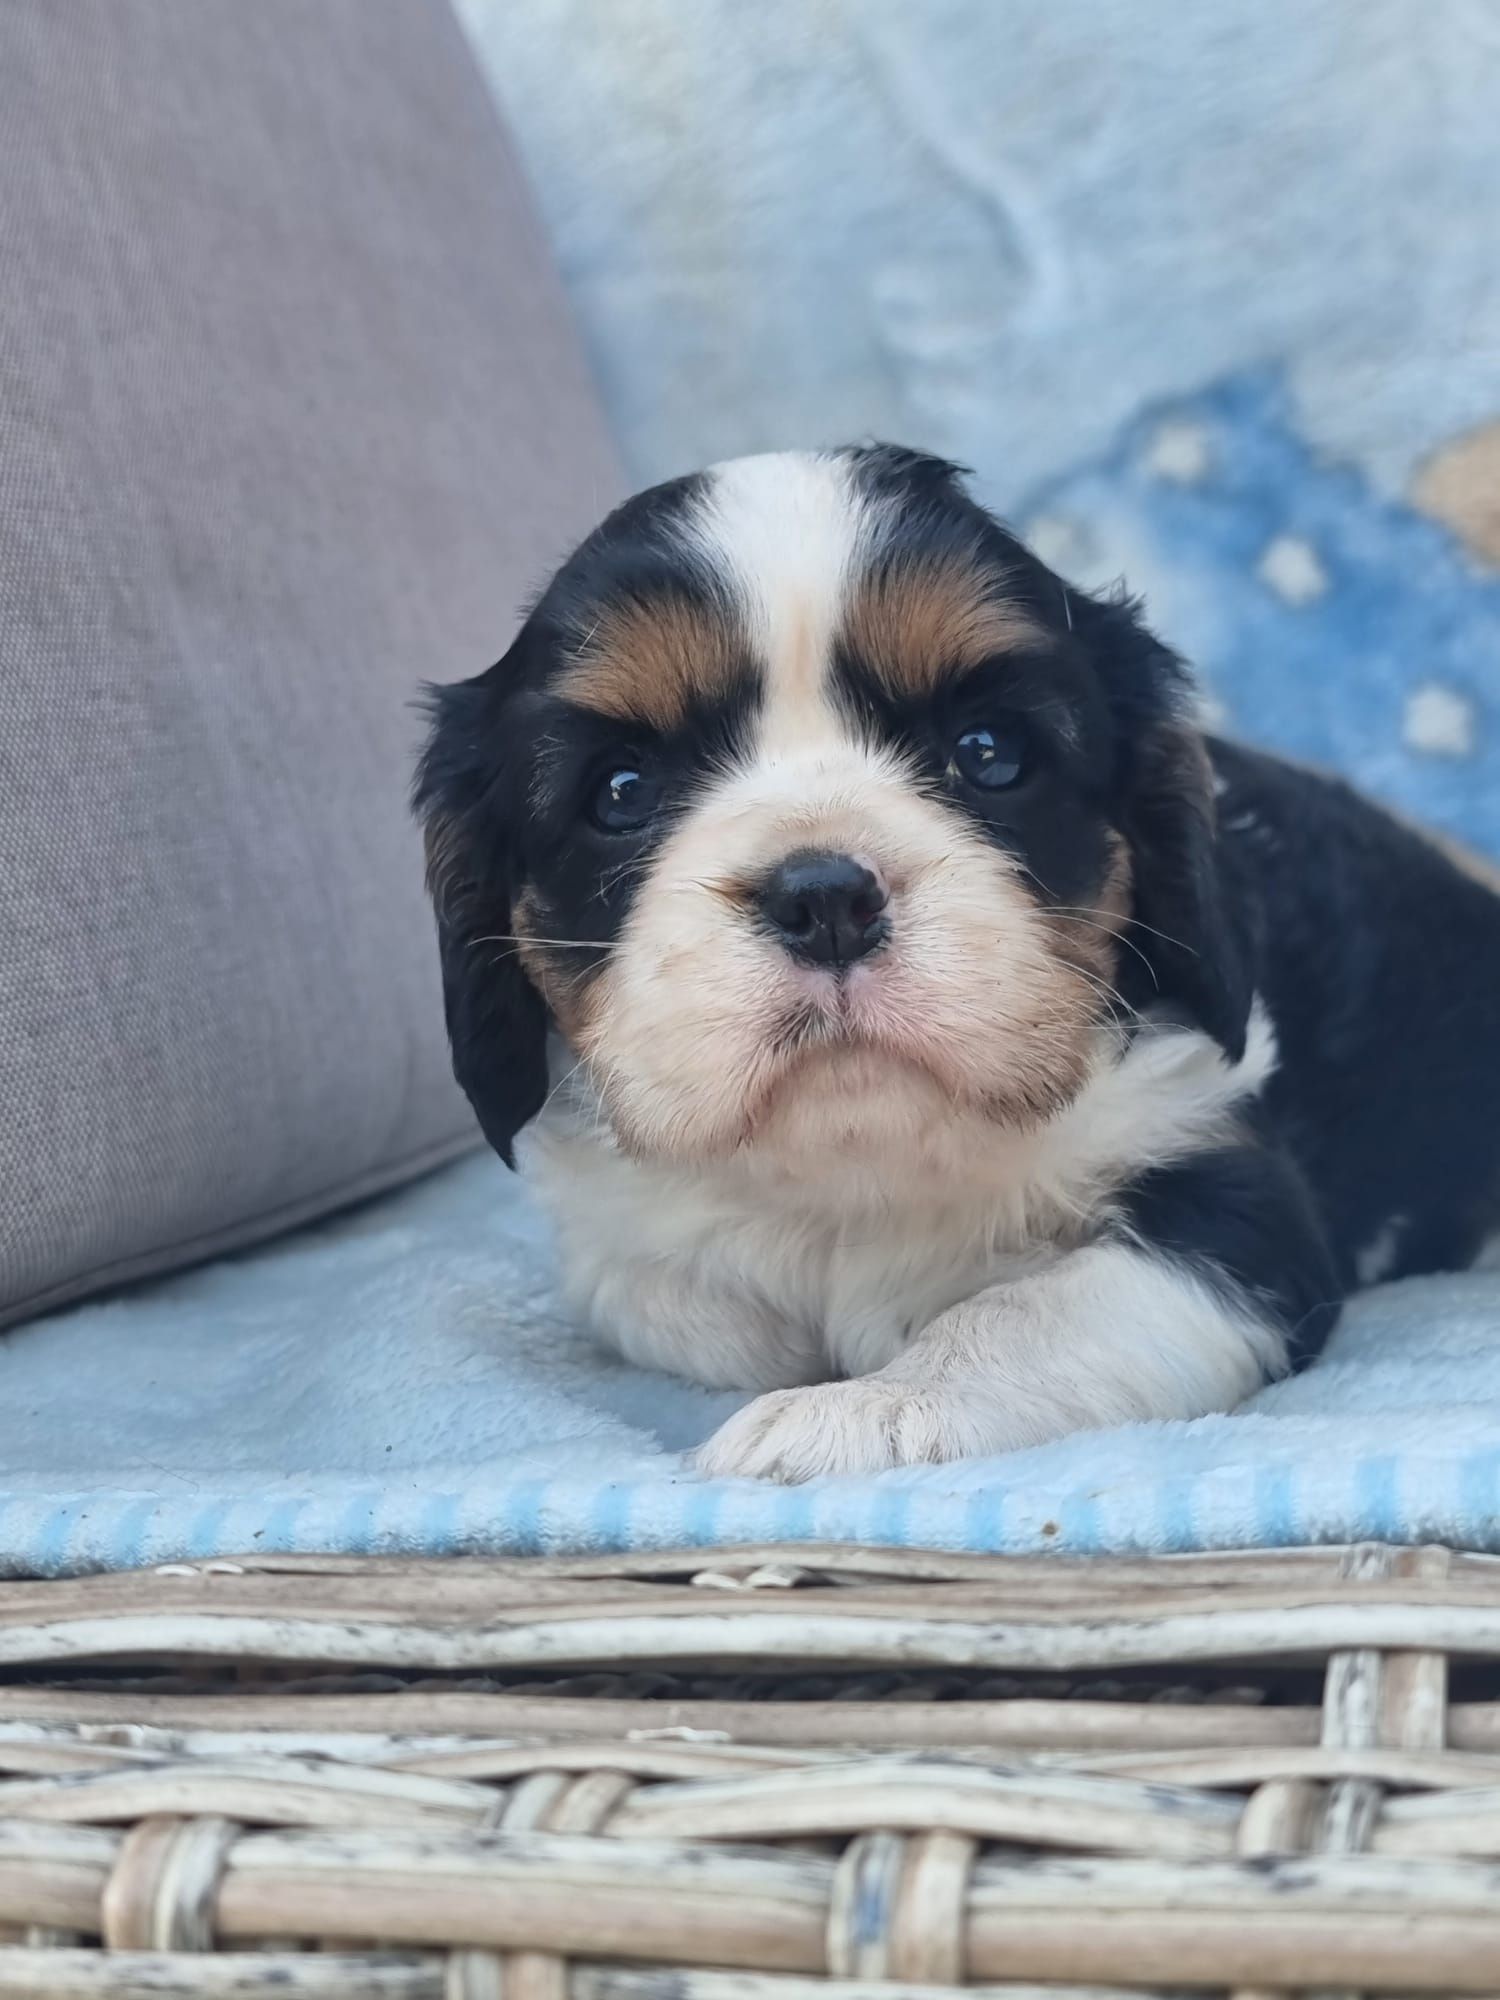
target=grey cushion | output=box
[0,0,619,1326]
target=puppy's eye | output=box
[589,764,663,833]
[949,722,1027,792]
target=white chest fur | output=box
[521,1008,1276,1393]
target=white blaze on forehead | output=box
[689,451,878,753]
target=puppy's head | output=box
[416,447,1249,1169]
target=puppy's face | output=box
[418,447,1248,1169]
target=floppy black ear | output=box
[413,671,549,1166]
[1123,719,1254,1062]
[1070,589,1255,1062]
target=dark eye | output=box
[589,763,663,833]
[949,722,1027,791]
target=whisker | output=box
[466,934,616,953]
[1063,957,1146,1026]
[600,854,653,899]
[535,1058,599,1129]
[1037,907,1159,988]
[1042,903,1200,959]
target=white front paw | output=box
[695,1378,971,1483]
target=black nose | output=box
[758,851,889,967]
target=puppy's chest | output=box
[532,1124,1082,1379]
[797,1199,1045,1376]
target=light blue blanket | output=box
[6,1149,1500,1576]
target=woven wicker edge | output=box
[0,1542,1494,1992]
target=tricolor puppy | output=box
[416,445,1500,1480]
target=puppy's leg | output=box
[697,1143,1339,1482]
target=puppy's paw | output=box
[695,1378,969,1483]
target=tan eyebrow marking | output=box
[556,596,745,729]
[842,555,1048,696]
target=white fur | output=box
[526,1003,1279,1430]
[694,1238,1285,1482]
[1355,1215,1407,1287]
[688,450,875,752]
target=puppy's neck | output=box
[526,1005,1275,1236]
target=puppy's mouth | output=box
[773,964,886,1051]
[759,966,953,1095]
[728,990,963,1164]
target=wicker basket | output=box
[0,1541,1498,1994]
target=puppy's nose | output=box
[758,851,889,967]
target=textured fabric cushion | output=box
[0,0,619,1326]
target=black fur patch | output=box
[1210,740,1500,1296]
[1114,1138,1341,1369]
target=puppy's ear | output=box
[413,667,549,1166]
[1123,721,1253,1060]
[1079,595,1253,1061]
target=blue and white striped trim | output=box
[5,1444,1500,1577]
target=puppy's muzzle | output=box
[757,850,890,968]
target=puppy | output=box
[415,445,1500,1481]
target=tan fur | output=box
[843,556,1046,696]
[558,595,743,728]
[510,891,602,1044]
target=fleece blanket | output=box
[5,1149,1500,1577]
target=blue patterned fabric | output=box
[1022,371,1499,857]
